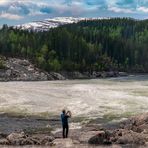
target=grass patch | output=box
[0,56,6,69]
[24,127,53,135]
[103,112,134,122]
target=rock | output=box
[21,138,34,145]
[53,138,74,147]
[60,71,88,79]
[0,69,6,77]
[41,136,55,145]
[116,130,146,145]
[5,69,12,77]
[0,138,9,145]
[118,72,128,77]
[50,72,66,80]
[88,113,148,146]
[28,137,41,145]
[6,132,27,145]
[7,132,26,141]
[0,133,7,139]
[106,71,118,77]
[101,72,107,78]
[88,131,111,145]
[79,131,101,143]
[18,60,30,66]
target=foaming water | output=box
[0,75,148,122]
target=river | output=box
[0,75,148,125]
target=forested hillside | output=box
[0,18,148,72]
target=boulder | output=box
[88,131,111,145]
[53,138,74,147]
[7,132,26,141]
[50,72,66,80]
[118,72,128,77]
[41,136,55,145]
[18,59,30,66]
[79,131,103,144]
[0,133,7,139]
[116,130,147,145]
[7,132,27,145]
[0,138,9,145]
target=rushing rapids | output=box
[0,75,148,123]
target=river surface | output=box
[0,75,148,124]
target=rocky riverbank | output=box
[88,113,148,147]
[0,57,127,81]
[0,113,148,147]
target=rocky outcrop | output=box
[88,131,111,145]
[0,58,65,81]
[0,113,148,147]
[0,132,55,146]
[88,113,148,146]
[0,57,127,81]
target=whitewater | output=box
[0,75,148,123]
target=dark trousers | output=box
[62,124,69,138]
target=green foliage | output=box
[0,57,6,69]
[0,18,148,72]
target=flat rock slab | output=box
[53,138,74,148]
[79,131,100,143]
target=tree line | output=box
[0,18,148,72]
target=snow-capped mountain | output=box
[15,17,107,31]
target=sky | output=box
[0,0,148,25]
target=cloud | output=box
[0,0,147,25]
[137,7,148,13]
[108,6,134,13]
[0,12,23,20]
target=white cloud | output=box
[108,6,134,13]
[0,0,11,5]
[0,12,23,20]
[137,7,148,13]
[0,0,147,24]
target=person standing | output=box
[61,109,71,138]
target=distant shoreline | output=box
[2,57,148,82]
[0,57,128,81]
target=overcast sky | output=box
[0,0,148,25]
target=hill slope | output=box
[15,17,106,31]
[0,18,148,73]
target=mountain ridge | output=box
[14,17,109,31]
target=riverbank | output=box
[0,57,128,81]
[0,113,148,147]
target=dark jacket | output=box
[61,113,69,126]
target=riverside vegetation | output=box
[0,18,148,74]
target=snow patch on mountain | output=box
[15,17,107,31]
